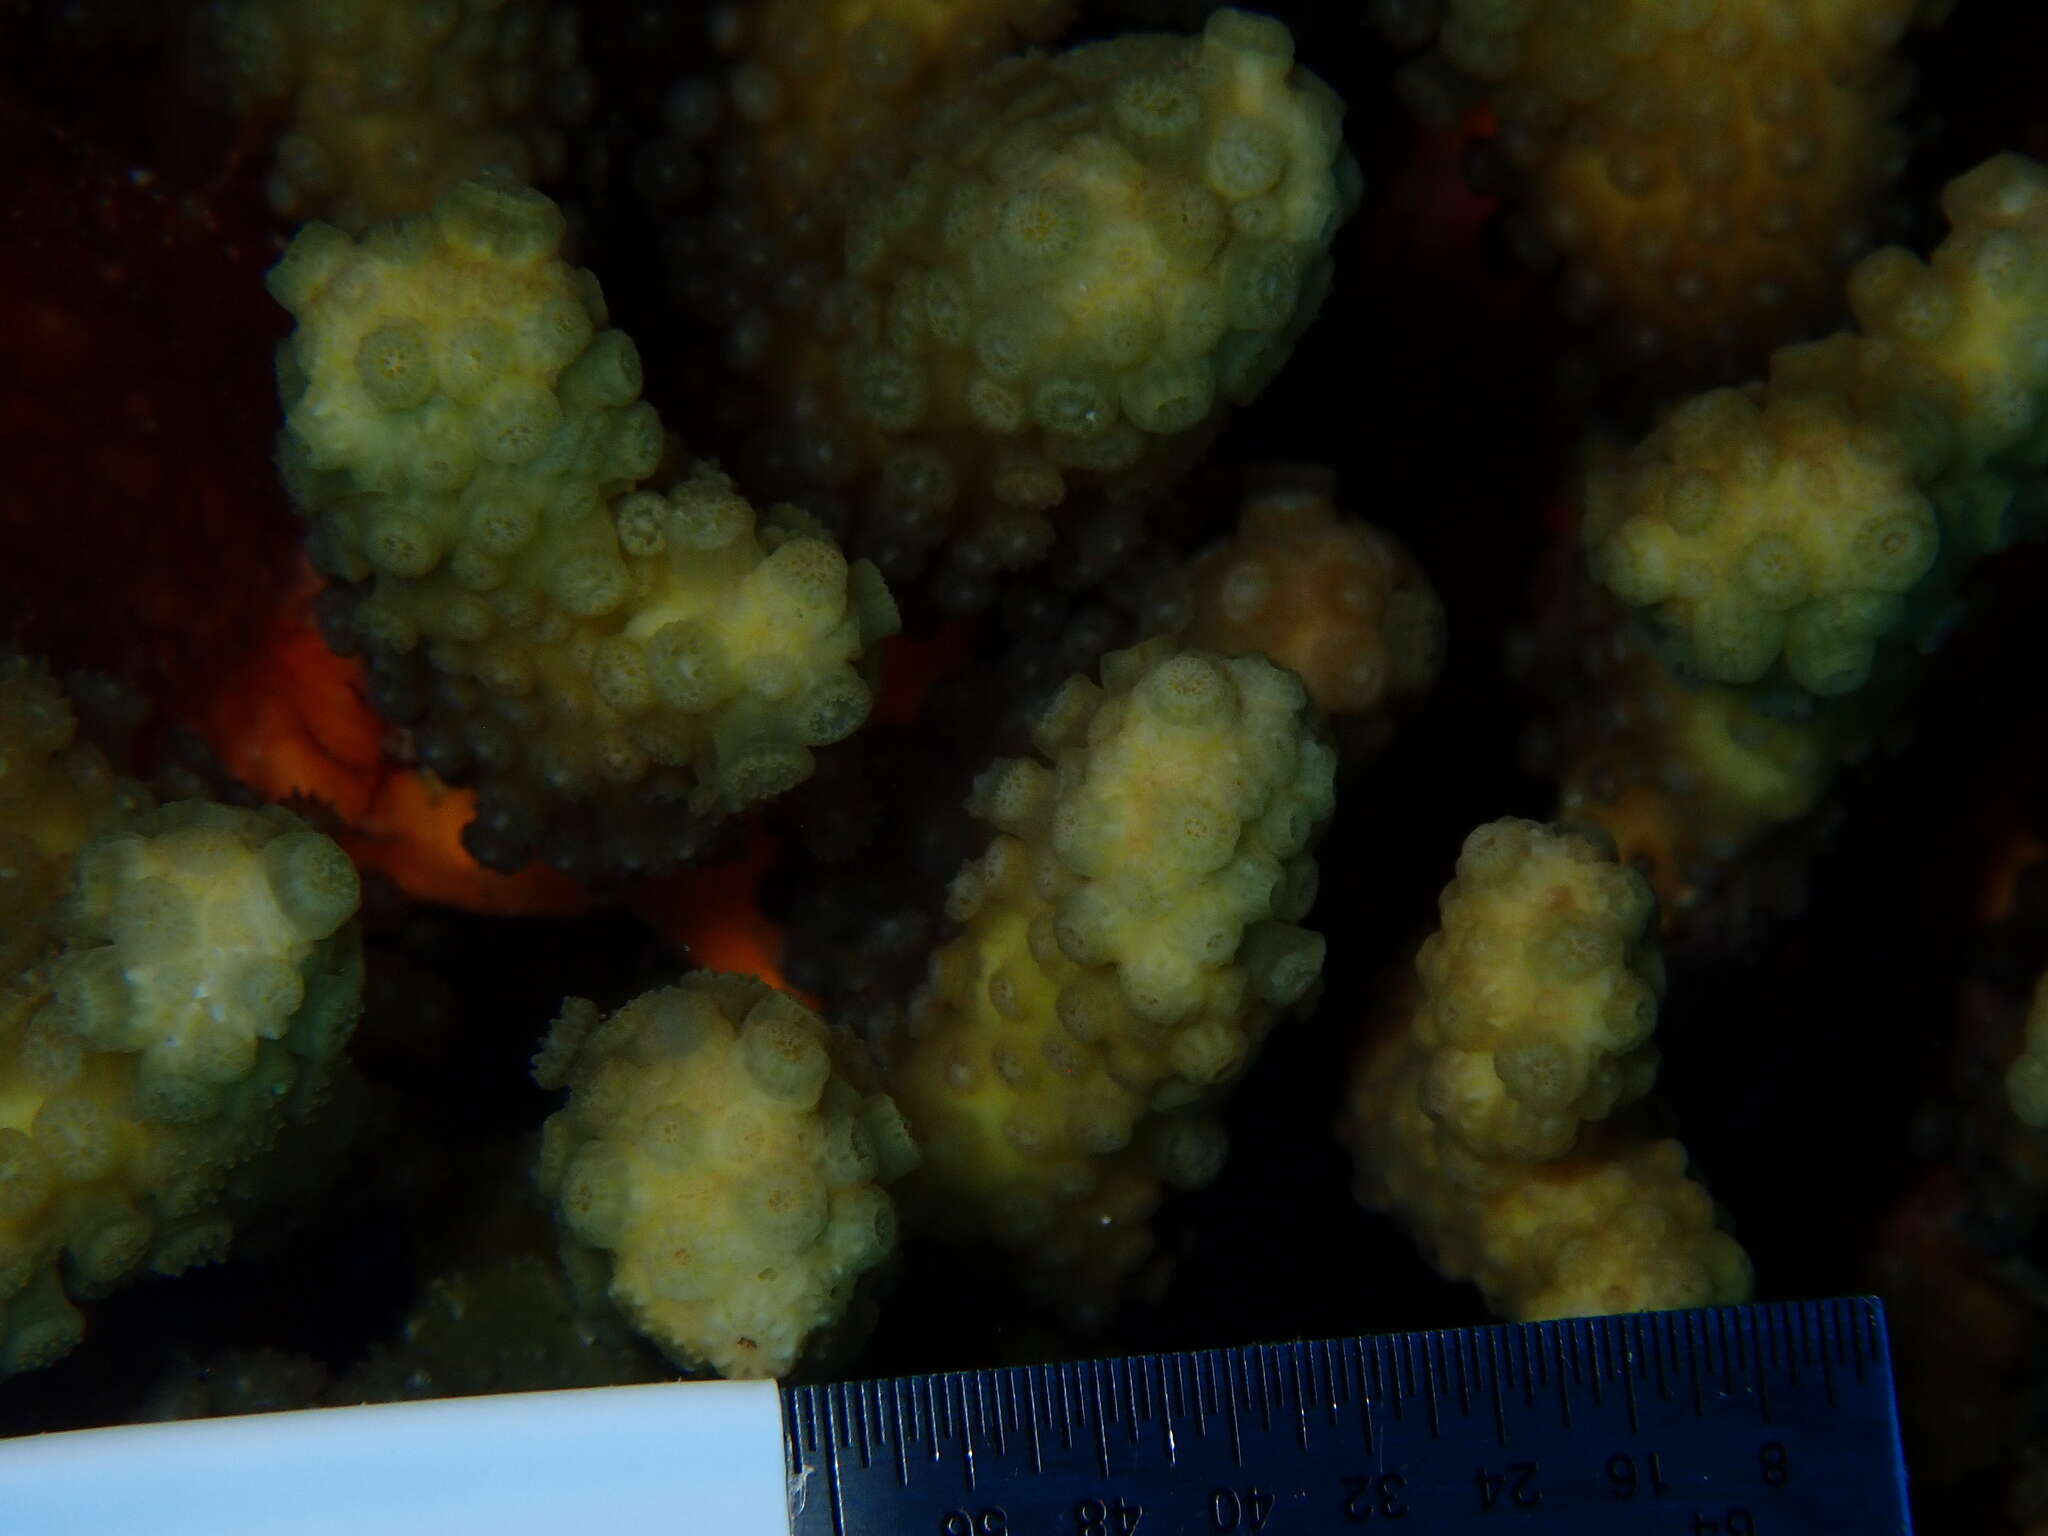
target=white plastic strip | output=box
[0,1379,789,1536]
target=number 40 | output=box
[1210,1487,1272,1531]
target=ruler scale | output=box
[783,1299,1911,1535]
[0,1298,1911,1533]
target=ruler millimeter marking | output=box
[782,1299,1911,1535]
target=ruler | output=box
[0,1298,1910,1534]
[783,1299,1911,1535]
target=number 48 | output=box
[1075,1496,1142,1536]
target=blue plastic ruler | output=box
[782,1299,1912,1535]
[0,1297,1912,1534]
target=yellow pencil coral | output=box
[1531,154,2048,926]
[1406,819,1664,1162]
[1340,818,1750,1319]
[1377,0,1946,378]
[685,9,1359,605]
[534,975,918,1379]
[270,178,898,876]
[885,636,1335,1315]
[55,803,361,1110]
[0,655,139,986]
[1585,152,2048,700]
[1173,477,1444,760]
[217,0,594,231]
[1820,152,2048,482]
[1531,599,1844,924]
[1585,394,1938,695]
[711,0,1076,221]
[0,657,364,1375]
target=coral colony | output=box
[3,3,2046,1528]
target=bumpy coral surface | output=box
[886,636,1334,1314]
[1530,592,1842,924]
[1586,392,1939,694]
[24,9,2048,1500]
[0,656,137,986]
[270,178,898,877]
[1821,154,2048,481]
[685,8,1359,605]
[1587,153,2048,699]
[1533,153,2048,931]
[333,1254,654,1401]
[55,803,361,1104]
[219,0,594,231]
[1378,0,1943,379]
[1341,818,1750,1319]
[710,0,1076,220]
[1408,818,1664,1160]
[1175,479,1444,758]
[534,974,918,1378]
[0,659,362,1375]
